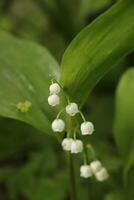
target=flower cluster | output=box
[48,81,109,182]
[80,160,109,181]
[16,100,32,113]
[62,138,83,153]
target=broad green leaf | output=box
[114,68,134,157]
[60,0,134,104]
[0,30,59,134]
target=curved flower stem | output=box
[56,108,65,119]
[78,111,86,122]
[86,144,96,159]
[69,153,77,200]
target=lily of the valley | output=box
[71,139,83,153]
[95,167,109,181]
[62,138,73,151]
[66,102,79,116]
[49,83,60,94]
[52,119,65,132]
[48,94,60,106]
[80,121,94,135]
[80,165,93,178]
[90,160,102,173]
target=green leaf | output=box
[1,141,60,198]
[123,147,134,187]
[60,0,134,104]
[7,166,68,200]
[104,190,126,200]
[124,165,134,200]
[0,30,59,134]
[114,68,134,157]
[26,172,68,200]
[0,118,46,160]
[114,68,134,198]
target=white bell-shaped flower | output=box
[62,138,73,151]
[80,121,94,135]
[95,167,109,181]
[71,139,83,153]
[90,160,102,174]
[49,83,60,94]
[80,165,93,178]
[66,103,79,116]
[48,94,60,106]
[52,119,65,132]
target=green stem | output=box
[86,144,96,159]
[73,125,78,139]
[83,144,89,164]
[56,108,65,119]
[79,111,86,122]
[51,78,69,103]
[69,153,77,200]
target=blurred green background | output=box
[0,0,134,200]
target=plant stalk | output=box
[69,153,77,200]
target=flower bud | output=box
[66,103,79,116]
[80,121,94,135]
[95,167,109,181]
[48,94,60,106]
[71,139,83,153]
[49,83,60,94]
[52,119,65,132]
[90,160,102,173]
[62,138,73,151]
[80,165,93,178]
